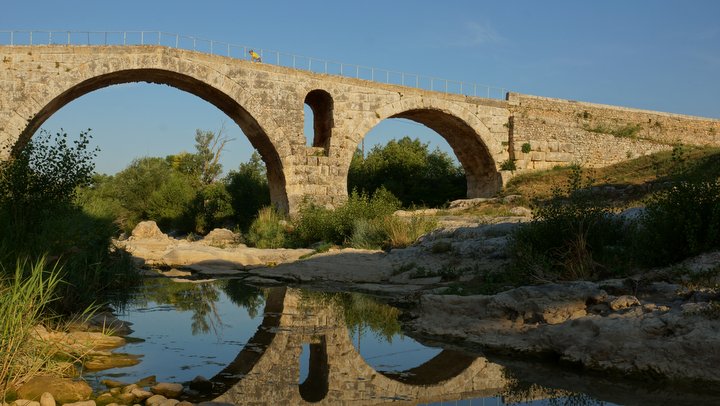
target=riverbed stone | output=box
[130,388,153,400]
[135,376,157,388]
[16,376,92,404]
[609,295,641,311]
[11,401,40,406]
[144,395,167,406]
[62,401,96,406]
[83,352,142,371]
[38,393,54,406]
[131,221,167,239]
[93,393,117,405]
[188,376,213,393]
[101,379,126,389]
[150,383,183,398]
[68,311,134,336]
[201,228,239,246]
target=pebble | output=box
[145,394,167,406]
[39,393,55,406]
[62,401,96,406]
[151,383,184,398]
[11,401,40,406]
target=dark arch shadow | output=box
[388,109,502,198]
[195,287,480,403]
[304,89,334,155]
[18,68,289,211]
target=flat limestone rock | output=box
[17,376,92,404]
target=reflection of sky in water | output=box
[84,282,262,387]
[348,327,442,373]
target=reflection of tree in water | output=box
[299,291,401,342]
[221,279,265,319]
[130,278,266,336]
[141,279,222,335]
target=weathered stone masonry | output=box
[508,93,720,170]
[1,45,718,212]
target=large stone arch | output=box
[343,96,504,198]
[4,48,292,211]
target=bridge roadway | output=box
[202,287,510,405]
[1,45,718,212]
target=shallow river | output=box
[86,278,715,405]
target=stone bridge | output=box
[1,45,719,212]
[204,287,509,404]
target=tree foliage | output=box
[0,129,139,314]
[78,128,252,234]
[225,151,271,230]
[348,136,465,207]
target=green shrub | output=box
[637,179,720,266]
[500,159,517,171]
[384,215,438,248]
[292,188,400,246]
[146,172,197,232]
[521,142,532,154]
[508,165,628,282]
[349,218,387,249]
[0,129,139,314]
[225,152,270,230]
[247,207,288,248]
[584,123,643,139]
[192,182,234,234]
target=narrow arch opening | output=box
[298,338,330,402]
[304,89,334,154]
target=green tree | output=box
[109,157,178,231]
[146,171,197,232]
[225,151,270,229]
[0,129,98,246]
[192,182,234,233]
[193,127,234,185]
[349,136,465,207]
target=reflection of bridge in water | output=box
[203,287,509,404]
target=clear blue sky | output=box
[3,0,719,175]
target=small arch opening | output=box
[298,338,329,403]
[304,89,334,154]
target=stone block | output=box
[530,151,545,161]
[544,152,574,162]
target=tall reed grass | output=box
[0,259,61,397]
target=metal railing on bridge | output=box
[0,30,507,99]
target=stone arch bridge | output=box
[1,45,719,212]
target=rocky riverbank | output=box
[8,202,719,403]
[117,215,720,385]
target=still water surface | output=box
[85,278,713,405]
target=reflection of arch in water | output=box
[203,287,508,404]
